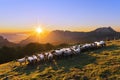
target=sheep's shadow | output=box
[53,53,96,71]
[11,52,96,76]
[93,44,120,53]
[12,64,38,75]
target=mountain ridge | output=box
[20,27,120,45]
[0,27,119,47]
[0,36,16,47]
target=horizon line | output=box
[0,26,119,33]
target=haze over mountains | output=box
[20,27,120,45]
[0,27,120,47]
[0,36,16,47]
[0,32,30,43]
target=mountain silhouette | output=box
[92,27,116,33]
[0,36,16,47]
[20,27,120,45]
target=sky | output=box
[0,0,120,32]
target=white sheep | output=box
[73,47,81,54]
[63,48,73,57]
[32,55,38,63]
[48,52,54,61]
[52,49,64,59]
[16,57,27,66]
[27,56,34,64]
[16,41,106,66]
[94,41,101,48]
[37,53,45,61]
[99,41,106,47]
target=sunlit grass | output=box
[0,40,120,80]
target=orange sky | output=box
[0,26,119,33]
[0,26,119,43]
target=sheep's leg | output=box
[70,53,72,57]
[24,60,26,65]
[49,59,53,65]
[74,51,77,55]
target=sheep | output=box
[99,41,106,47]
[32,55,38,63]
[80,46,84,52]
[47,52,54,63]
[36,54,41,62]
[94,41,101,48]
[51,50,57,59]
[94,41,106,48]
[15,41,106,66]
[51,49,64,59]
[27,56,34,64]
[37,53,45,63]
[85,44,92,48]
[72,47,81,54]
[63,48,73,58]
[86,43,95,50]
[71,45,78,49]
[44,52,52,61]
[81,44,90,52]
[81,43,98,52]
[77,45,81,48]
[72,45,81,50]
[48,53,53,60]
[45,52,49,56]
[90,43,97,50]
[16,57,27,66]
[69,48,77,55]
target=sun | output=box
[36,27,42,33]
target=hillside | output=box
[0,36,16,47]
[0,40,120,80]
[20,27,120,45]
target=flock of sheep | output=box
[16,41,106,66]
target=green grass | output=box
[0,40,120,80]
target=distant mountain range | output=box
[0,36,16,47]
[0,27,119,47]
[20,27,120,45]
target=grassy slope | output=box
[0,40,120,80]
